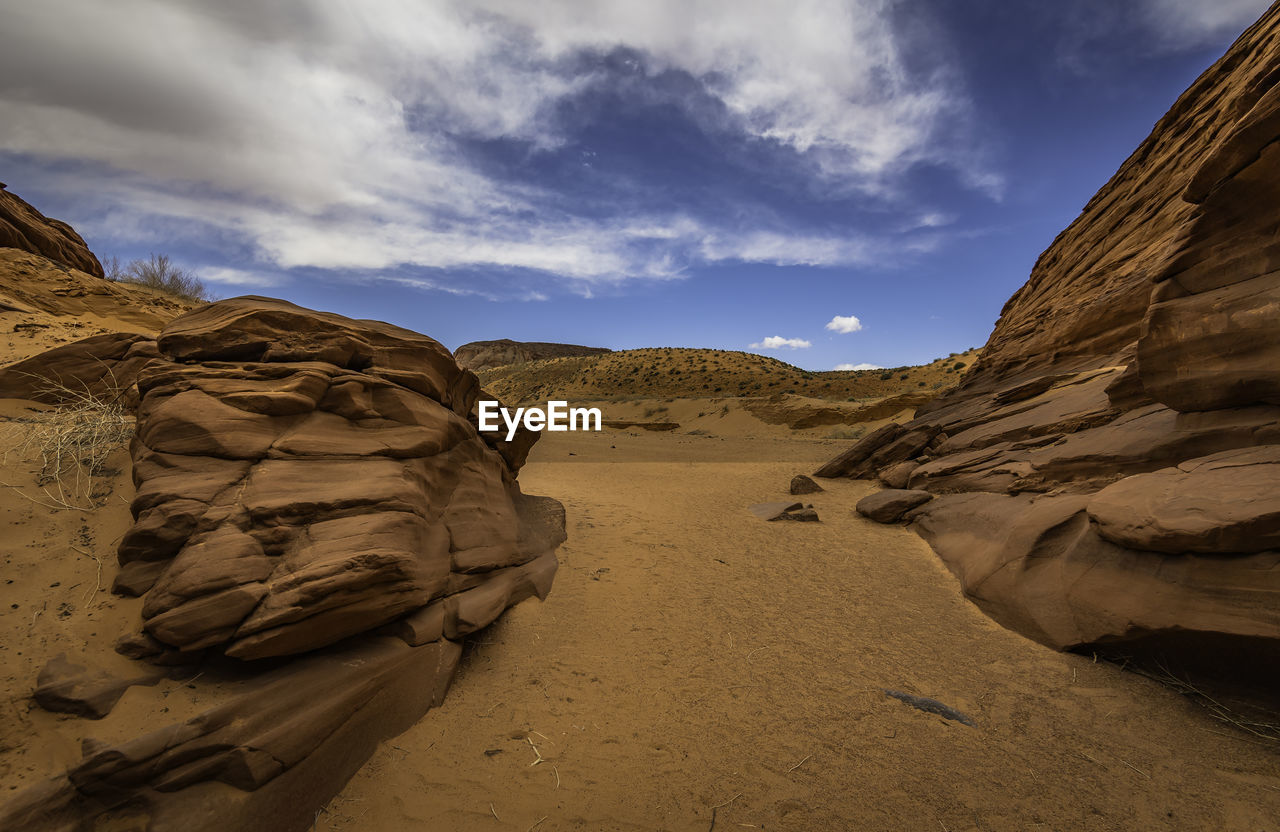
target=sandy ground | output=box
[318,428,1280,832]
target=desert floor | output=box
[316,428,1280,832]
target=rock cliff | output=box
[454,337,610,371]
[817,7,1280,691]
[0,185,103,278]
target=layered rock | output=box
[0,184,103,278]
[114,296,561,659]
[454,337,610,371]
[2,297,565,831]
[0,332,159,404]
[820,7,1280,685]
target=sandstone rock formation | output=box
[454,337,611,371]
[0,332,159,404]
[1,297,565,831]
[855,489,933,524]
[817,8,1280,688]
[0,185,103,278]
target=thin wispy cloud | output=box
[0,0,992,294]
[834,362,882,371]
[751,336,812,350]
[1139,0,1272,48]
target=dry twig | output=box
[1,373,132,511]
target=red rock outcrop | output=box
[1,297,564,831]
[817,7,1280,687]
[0,332,159,405]
[453,337,611,371]
[0,185,103,278]
[115,297,561,658]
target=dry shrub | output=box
[1,377,134,510]
[120,253,210,302]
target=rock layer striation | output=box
[819,9,1280,684]
[1,296,565,831]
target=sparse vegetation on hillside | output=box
[110,253,210,302]
[478,346,982,403]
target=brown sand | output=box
[317,429,1280,831]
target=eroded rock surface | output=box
[110,296,560,660]
[3,296,565,832]
[0,332,159,405]
[0,185,103,278]
[816,9,1280,681]
[856,489,933,524]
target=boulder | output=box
[856,490,934,524]
[5,296,567,832]
[789,474,824,494]
[110,296,558,660]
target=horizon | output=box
[1,0,1271,370]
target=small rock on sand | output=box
[789,474,824,495]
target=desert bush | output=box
[2,378,133,510]
[102,254,127,281]
[121,253,210,302]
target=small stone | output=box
[749,501,804,520]
[789,474,824,495]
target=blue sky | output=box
[0,0,1270,370]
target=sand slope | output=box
[319,430,1280,831]
[0,249,191,364]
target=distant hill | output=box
[454,338,611,371]
[476,347,981,403]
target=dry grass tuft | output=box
[1133,659,1280,742]
[1,376,134,510]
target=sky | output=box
[0,0,1272,370]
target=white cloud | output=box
[200,266,287,288]
[834,362,881,371]
[1138,0,1270,48]
[825,314,863,334]
[751,336,812,350]
[0,0,989,289]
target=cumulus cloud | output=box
[825,314,864,333]
[0,0,988,291]
[834,362,881,370]
[751,336,812,350]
